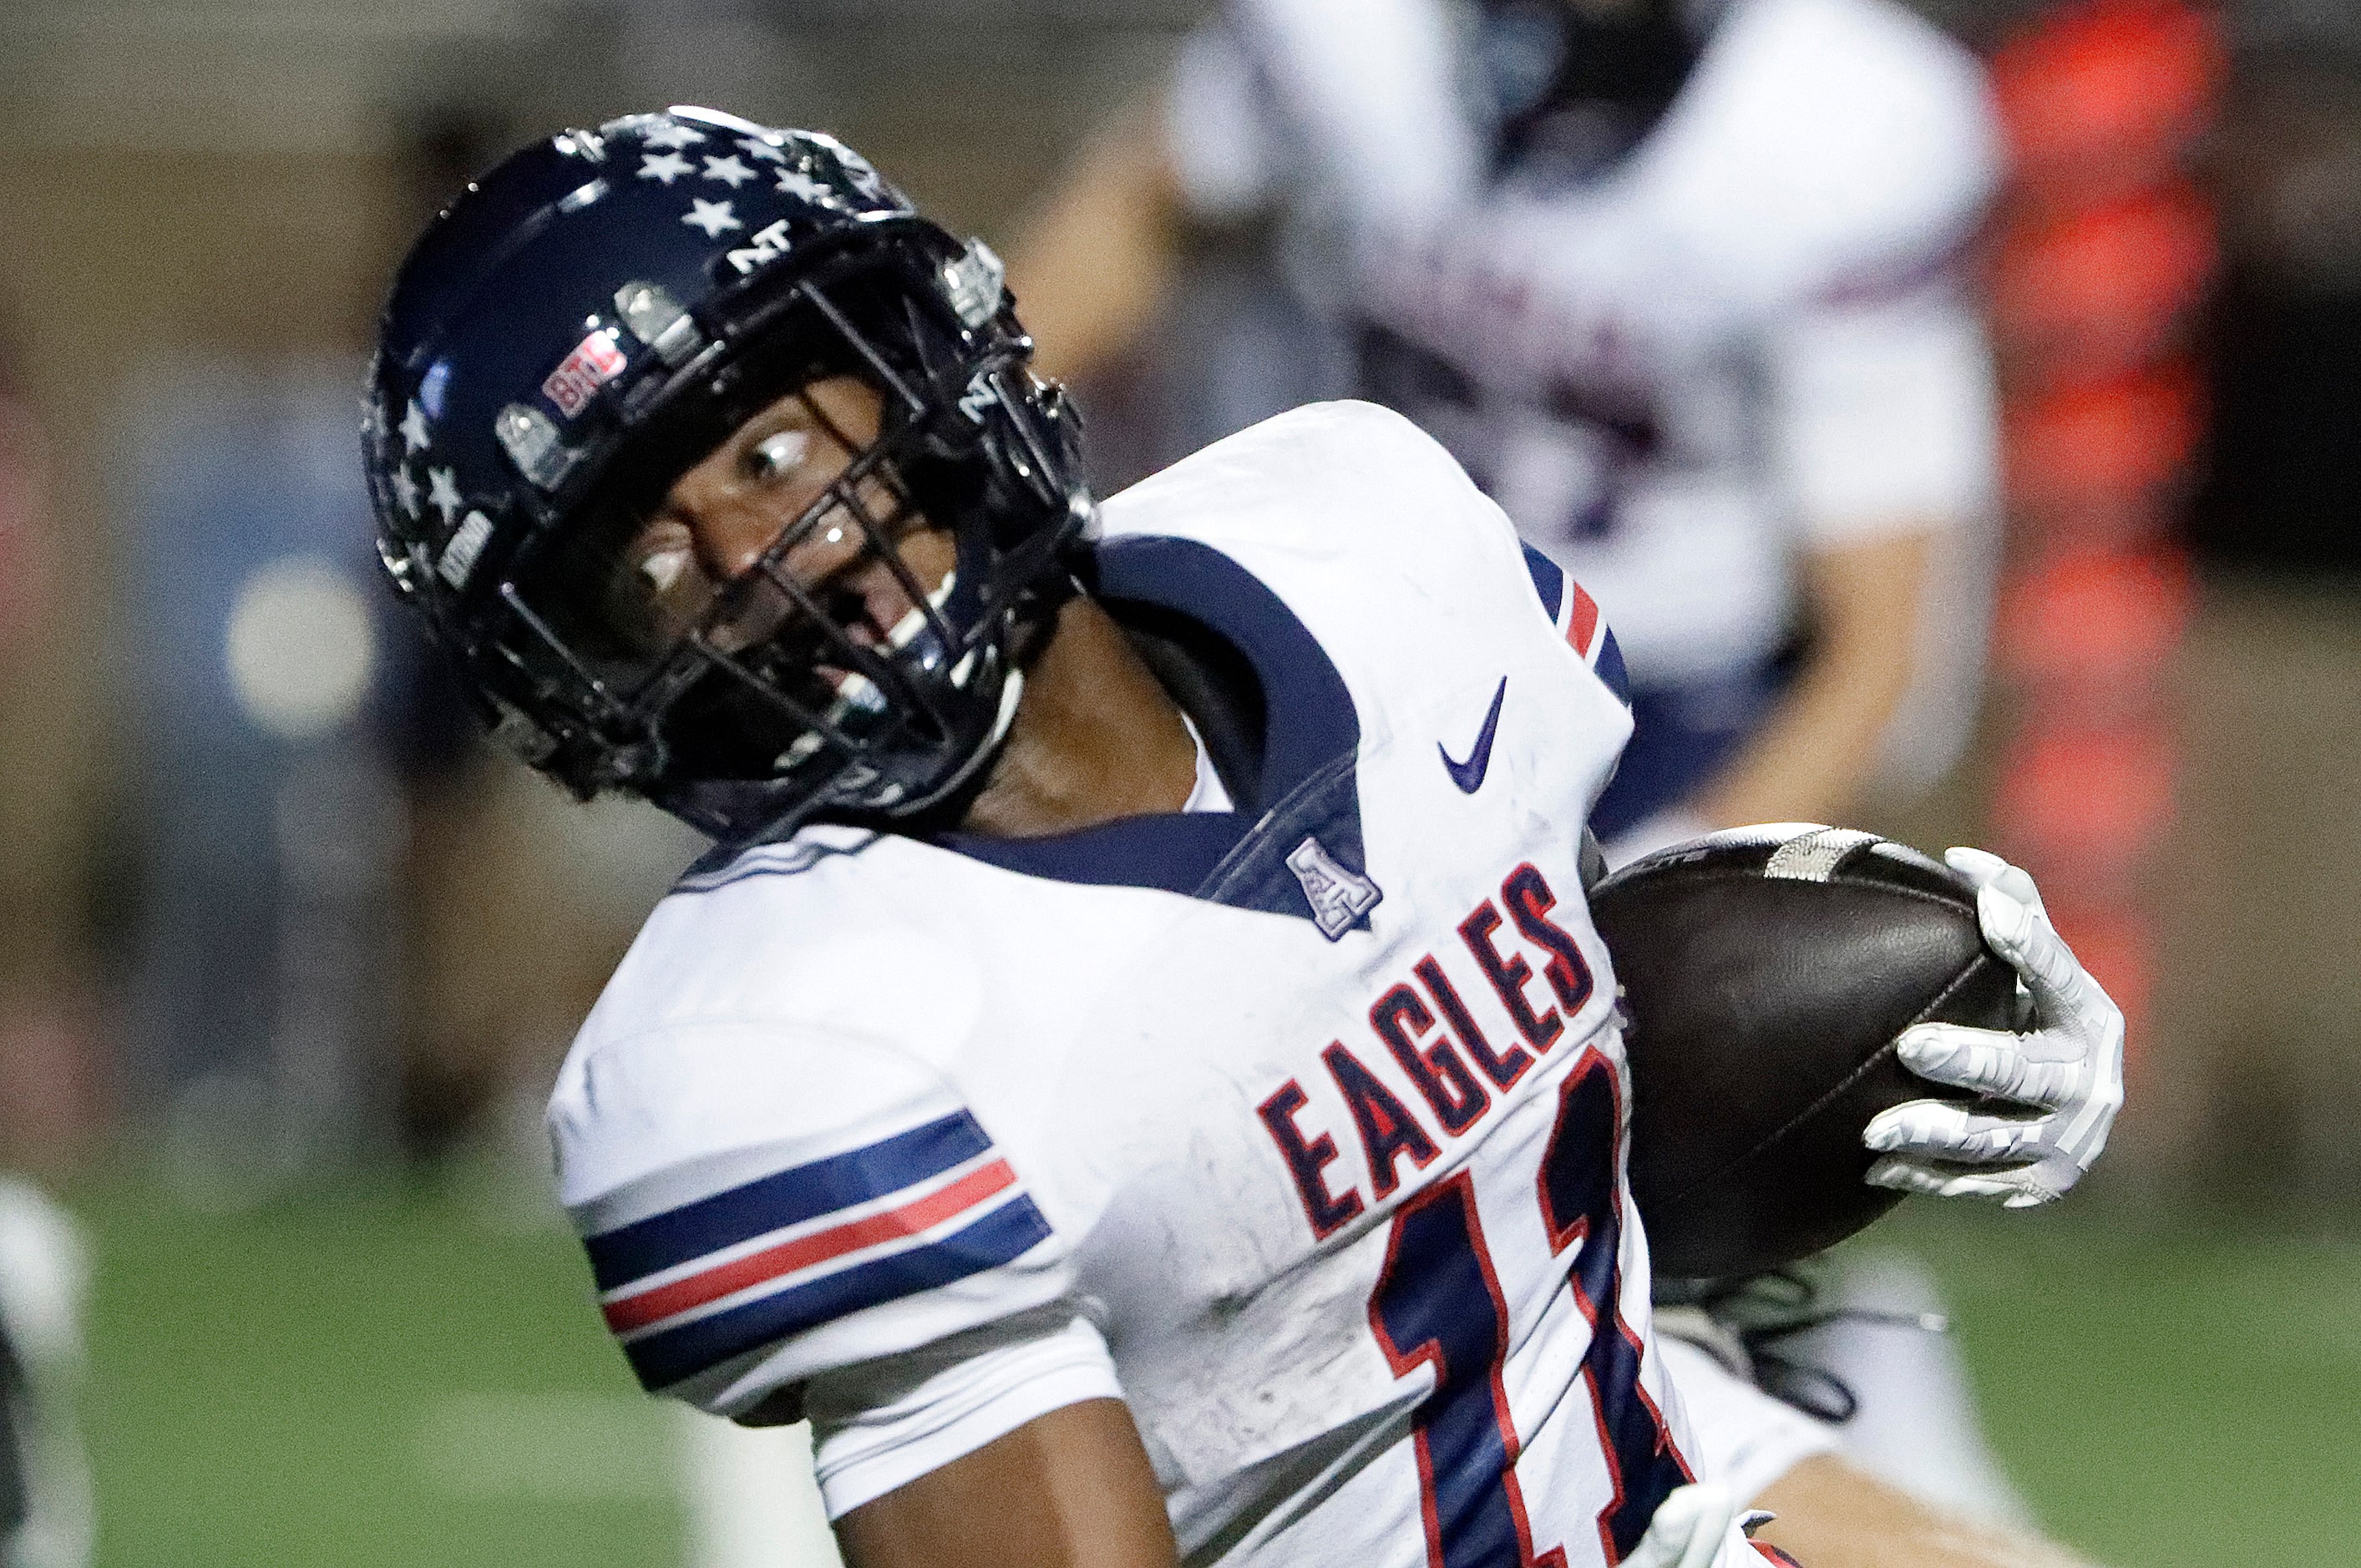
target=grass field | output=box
[56,1176,2361,1567]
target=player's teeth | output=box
[639,546,690,595]
[884,605,927,651]
[825,669,884,718]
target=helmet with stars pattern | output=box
[364,106,1092,842]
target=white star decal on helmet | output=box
[701,154,756,189]
[737,136,788,164]
[774,169,842,209]
[389,465,422,518]
[400,399,432,454]
[641,121,707,150]
[427,465,463,524]
[681,198,742,238]
[637,151,693,185]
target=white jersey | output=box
[1166,0,2002,808]
[550,402,1744,1566]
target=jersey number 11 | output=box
[1369,1047,1690,1567]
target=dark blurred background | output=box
[0,1,2355,1565]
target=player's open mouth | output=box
[819,550,932,657]
[777,567,961,771]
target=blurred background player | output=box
[1011,0,2004,862]
[1005,0,2046,1560]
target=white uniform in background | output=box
[1158,0,2026,1524]
[1164,0,2004,848]
[550,403,1773,1567]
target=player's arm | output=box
[1656,1336,2102,1568]
[552,1014,1164,1563]
[1003,99,1188,386]
[835,1399,1178,1568]
[1696,275,1996,835]
[1700,29,2004,837]
[1007,12,1283,385]
[1694,527,1935,831]
[1753,1454,2100,1568]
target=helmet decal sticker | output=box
[438,511,494,588]
[639,152,693,186]
[700,154,757,189]
[614,281,692,351]
[724,220,793,278]
[941,240,1006,329]
[773,169,844,210]
[419,359,454,418]
[425,466,463,526]
[542,328,629,418]
[494,403,573,490]
[682,199,742,238]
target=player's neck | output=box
[959,595,1200,838]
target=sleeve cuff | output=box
[807,1313,1126,1519]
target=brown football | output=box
[1589,826,2019,1280]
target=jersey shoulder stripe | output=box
[1522,544,1631,706]
[581,1110,1052,1391]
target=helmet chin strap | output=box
[656,662,1025,849]
[898,665,1026,818]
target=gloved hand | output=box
[1624,1482,1744,1568]
[1862,847,2126,1208]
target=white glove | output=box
[1862,847,2126,1208]
[1624,1482,1749,1568]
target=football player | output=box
[1010,0,1999,862]
[365,109,2123,1568]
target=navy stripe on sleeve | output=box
[1522,544,1565,624]
[621,1196,1055,1390]
[1595,628,1632,707]
[585,1112,995,1291]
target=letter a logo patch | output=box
[1287,836,1382,941]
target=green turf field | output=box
[71,1176,682,1568]
[57,1177,2361,1567]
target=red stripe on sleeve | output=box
[603,1159,1020,1334]
[1565,583,1599,660]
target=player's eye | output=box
[745,428,810,483]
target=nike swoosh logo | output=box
[1440,678,1508,794]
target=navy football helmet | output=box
[366,107,1092,842]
